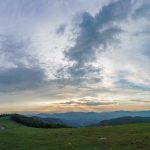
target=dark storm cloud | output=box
[64,0,131,80]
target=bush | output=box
[0,114,10,118]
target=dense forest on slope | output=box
[98,116,150,126]
[11,114,70,128]
[9,114,70,128]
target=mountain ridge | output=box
[33,110,150,127]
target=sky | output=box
[0,0,150,113]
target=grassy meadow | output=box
[0,117,150,150]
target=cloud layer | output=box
[0,0,149,112]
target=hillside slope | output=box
[97,116,150,126]
[0,117,150,150]
[11,114,69,128]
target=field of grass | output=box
[0,117,150,150]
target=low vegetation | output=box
[0,116,150,150]
[0,114,10,118]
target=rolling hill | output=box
[0,114,70,128]
[0,116,150,150]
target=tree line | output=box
[11,114,70,128]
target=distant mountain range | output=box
[32,110,150,127]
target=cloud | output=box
[0,67,46,92]
[0,0,150,112]
[133,2,150,19]
[0,35,33,69]
[96,0,150,91]
[64,0,131,81]
[130,100,150,103]
[116,79,150,91]
[60,98,116,106]
[0,35,47,92]
[56,24,66,35]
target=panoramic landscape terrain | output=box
[0,113,150,150]
[0,0,150,149]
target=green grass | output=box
[0,117,150,150]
